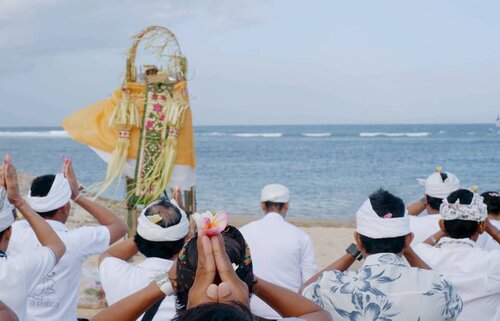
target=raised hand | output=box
[211,234,250,306]
[187,230,218,308]
[63,157,79,200]
[4,155,23,207]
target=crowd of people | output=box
[0,157,499,321]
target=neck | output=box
[427,208,440,215]
[488,214,500,221]
[265,211,285,218]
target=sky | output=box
[0,0,499,126]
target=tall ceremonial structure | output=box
[62,26,196,235]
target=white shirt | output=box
[239,212,318,319]
[302,253,463,321]
[414,237,500,321]
[7,220,110,321]
[476,219,500,251]
[99,256,176,321]
[0,247,56,321]
[410,214,441,246]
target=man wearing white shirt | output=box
[407,168,460,245]
[413,189,500,321]
[0,157,66,321]
[475,191,500,251]
[302,189,463,321]
[7,158,127,321]
[99,193,189,321]
[240,184,318,321]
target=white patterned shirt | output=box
[302,253,462,321]
[414,237,500,321]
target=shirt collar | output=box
[263,212,285,222]
[46,219,69,232]
[436,236,476,248]
[138,257,174,271]
[363,253,407,268]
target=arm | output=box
[0,301,18,321]
[64,158,127,244]
[301,236,318,282]
[407,196,426,216]
[300,253,356,293]
[254,277,331,321]
[403,247,431,269]
[98,238,138,266]
[91,282,165,321]
[2,158,66,262]
[484,219,500,244]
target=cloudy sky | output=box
[0,0,499,126]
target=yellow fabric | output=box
[61,81,196,168]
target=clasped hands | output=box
[186,230,249,309]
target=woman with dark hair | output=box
[91,227,330,321]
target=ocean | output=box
[0,124,498,220]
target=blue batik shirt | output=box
[302,253,462,321]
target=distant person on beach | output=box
[407,168,460,245]
[301,188,463,321]
[7,158,127,321]
[98,191,189,321]
[413,189,500,321]
[476,191,500,251]
[0,157,66,321]
[239,184,318,321]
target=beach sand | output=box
[17,173,357,319]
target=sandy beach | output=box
[17,173,358,319]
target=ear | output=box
[439,219,446,232]
[478,221,486,234]
[283,203,289,212]
[354,232,364,252]
[404,233,414,250]
[260,202,266,212]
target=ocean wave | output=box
[359,132,430,138]
[301,133,332,137]
[0,130,68,138]
[199,132,226,137]
[233,133,283,138]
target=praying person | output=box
[99,191,189,321]
[91,227,330,321]
[407,168,460,245]
[413,189,500,321]
[475,191,500,251]
[240,184,317,321]
[301,189,463,321]
[0,157,66,321]
[6,158,127,321]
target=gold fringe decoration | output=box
[108,89,141,128]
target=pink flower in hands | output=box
[195,210,228,237]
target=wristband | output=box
[74,193,83,202]
[346,243,363,261]
[155,272,174,296]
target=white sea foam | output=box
[200,132,225,137]
[301,133,332,137]
[0,130,68,138]
[359,132,430,138]
[233,133,283,138]
[467,132,476,135]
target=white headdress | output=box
[440,193,487,222]
[27,174,71,212]
[356,199,411,239]
[417,169,460,199]
[137,199,189,242]
[0,188,14,232]
[261,184,290,203]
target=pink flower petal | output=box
[205,226,225,237]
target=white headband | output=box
[356,199,411,239]
[261,184,290,203]
[0,188,14,232]
[440,193,487,222]
[137,199,189,242]
[27,174,71,213]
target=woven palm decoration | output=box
[62,26,195,207]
